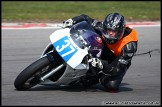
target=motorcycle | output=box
[14,21,104,90]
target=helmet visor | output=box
[103,29,120,40]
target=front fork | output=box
[40,63,65,81]
[40,45,65,81]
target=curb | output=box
[2,23,61,29]
[2,21,160,29]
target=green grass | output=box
[2,1,161,22]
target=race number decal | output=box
[53,36,77,62]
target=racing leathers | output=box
[64,14,138,92]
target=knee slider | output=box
[100,76,122,90]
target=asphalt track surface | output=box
[2,26,161,106]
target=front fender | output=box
[41,43,54,57]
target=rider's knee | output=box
[100,75,122,92]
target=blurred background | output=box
[2,1,160,23]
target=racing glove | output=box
[63,18,73,27]
[88,58,103,70]
[88,58,114,76]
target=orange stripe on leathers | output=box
[103,26,138,56]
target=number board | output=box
[53,36,77,62]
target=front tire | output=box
[14,56,51,90]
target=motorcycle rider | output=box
[62,13,138,92]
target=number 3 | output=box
[56,40,70,52]
[56,40,76,57]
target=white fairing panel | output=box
[50,28,88,68]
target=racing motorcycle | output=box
[14,21,104,90]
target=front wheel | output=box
[14,56,52,90]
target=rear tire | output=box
[14,56,51,90]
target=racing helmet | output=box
[102,13,126,44]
